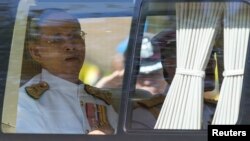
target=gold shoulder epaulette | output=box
[137,94,165,108]
[25,81,49,99]
[84,84,112,105]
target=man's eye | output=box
[54,38,63,43]
[50,37,64,43]
[72,34,82,39]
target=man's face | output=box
[32,12,85,77]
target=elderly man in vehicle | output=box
[16,8,117,134]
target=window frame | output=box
[120,0,250,137]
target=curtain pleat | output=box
[155,2,222,129]
[212,3,250,124]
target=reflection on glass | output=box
[16,8,117,135]
[2,3,131,134]
[130,2,229,130]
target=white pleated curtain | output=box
[212,3,250,125]
[154,3,222,129]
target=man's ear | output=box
[28,42,42,63]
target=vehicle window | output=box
[1,0,132,134]
[126,1,249,131]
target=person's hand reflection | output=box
[96,69,124,88]
[88,130,105,135]
[88,127,114,135]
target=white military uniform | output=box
[16,69,117,134]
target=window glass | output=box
[128,1,248,131]
[1,0,131,134]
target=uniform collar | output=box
[41,69,84,96]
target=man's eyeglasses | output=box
[41,31,87,46]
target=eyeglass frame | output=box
[38,31,87,47]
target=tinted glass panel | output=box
[126,1,249,131]
[1,0,131,135]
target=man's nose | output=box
[63,40,77,51]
